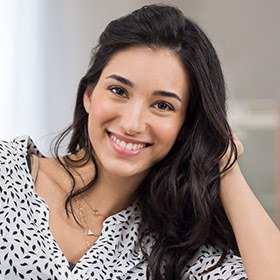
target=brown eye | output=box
[154,101,174,112]
[109,86,128,98]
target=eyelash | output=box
[108,86,175,112]
[154,101,174,112]
[109,86,128,98]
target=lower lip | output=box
[108,134,150,156]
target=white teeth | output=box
[126,143,133,150]
[120,141,126,149]
[109,133,147,151]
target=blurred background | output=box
[0,0,279,226]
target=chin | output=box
[111,168,141,178]
[103,163,148,179]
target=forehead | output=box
[100,46,189,102]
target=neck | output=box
[86,171,141,217]
[68,150,145,219]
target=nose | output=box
[120,103,147,135]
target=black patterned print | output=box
[0,136,248,279]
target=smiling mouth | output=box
[107,131,152,152]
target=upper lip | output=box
[107,131,152,146]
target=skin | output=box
[221,134,280,279]
[35,46,280,273]
[82,46,189,217]
[32,46,189,263]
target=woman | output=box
[0,4,279,280]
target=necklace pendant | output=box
[87,228,95,236]
[92,209,100,216]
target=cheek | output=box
[150,121,181,164]
[154,120,181,148]
[90,95,117,123]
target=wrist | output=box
[220,162,249,203]
[220,163,247,197]
[220,162,241,180]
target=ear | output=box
[83,84,94,113]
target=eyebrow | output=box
[106,74,182,103]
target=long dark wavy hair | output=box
[52,4,239,279]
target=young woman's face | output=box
[83,46,189,180]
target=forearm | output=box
[220,164,280,279]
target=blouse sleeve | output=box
[181,244,248,280]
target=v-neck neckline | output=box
[24,150,140,274]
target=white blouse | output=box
[0,136,247,279]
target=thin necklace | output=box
[69,178,103,249]
[79,194,106,218]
